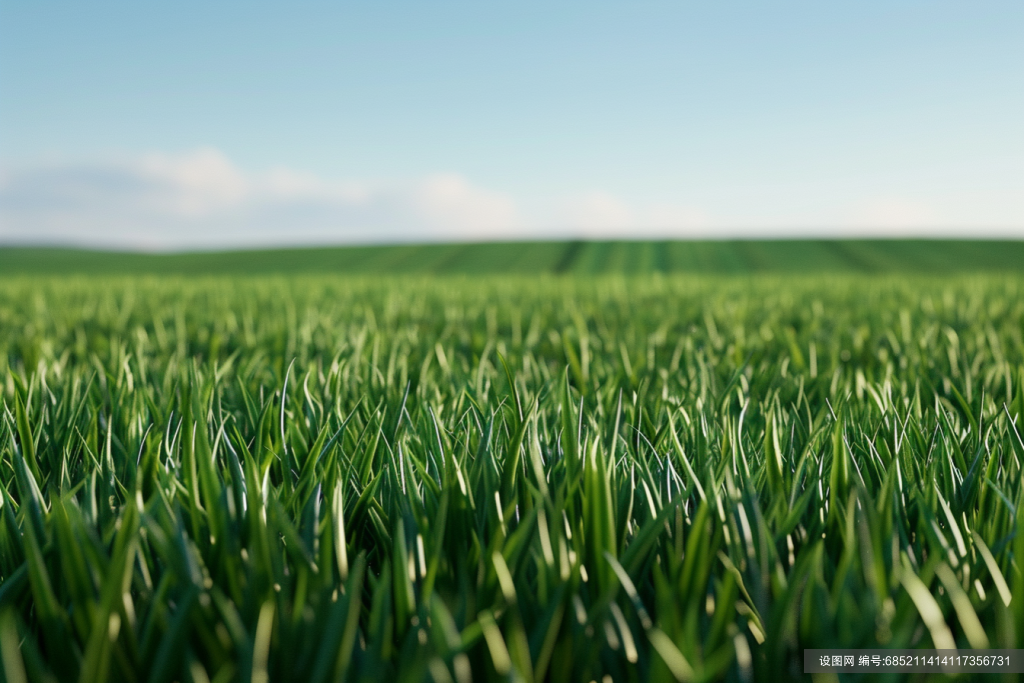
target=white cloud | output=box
[413,174,517,232]
[559,191,711,238]
[0,149,520,249]
[851,198,939,232]
[1,149,1019,248]
[645,204,712,232]
[136,148,248,215]
[562,191,634,232]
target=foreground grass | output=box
[0,274,1023,682]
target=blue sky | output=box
[1,1,1022,247]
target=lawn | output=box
[0,243,1022,682]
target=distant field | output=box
[2,239,1024,275]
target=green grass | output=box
[1,269,1023,682]
[3,239,1024,276]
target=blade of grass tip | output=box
[668,414,705,501]
[251,601,276,683]
[899,557,956,650]
[934,563,989,649]
[733,630,753,682]
[306,405,359,486]
[187,658,212,683]
[427,658,455,683]
[934,486,967,559]
[295,423,331,496]
[428,597,463,654]
[478,611,511,676]
[764,409,785,499]
[560,368,580,479]
[497,352,522,422]
[331,553,367,682]
[492,551,517,603]
[604,551,652,630]
[527,419,548,500]
[949,383,979,441]
[584,437,618,592]
[1003,403,1024,461]
[279,358,296,490]
[13,393,41,484]
[392,522,415,633]
[647,628,694,683]
[422,485,449,603]
[332,480,348,582]
[500,397,534,504]
[971,531,1012,607]
[609,602,638,664]
[829,415,850,524]
[280,358,295,453]
[12,447,47,543]
[717,552,765,642]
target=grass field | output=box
[4,239,1024,275]
[1,242,1023,682]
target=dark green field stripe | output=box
[2,240,1023,276]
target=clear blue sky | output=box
[1,1,1022,247]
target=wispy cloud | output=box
[559,191,711,237]
[0,149,519,249]
[1,149,1020,249]
[851,198,939,231]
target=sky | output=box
[1,1,1022,249]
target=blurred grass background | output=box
[3,239,1023,276]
